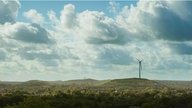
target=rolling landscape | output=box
[1,78,192,91]
[0,78,192,108]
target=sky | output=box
[0,0,192,81]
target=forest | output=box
[0,78,192,108]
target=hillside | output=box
[21,80,49,86]
[100,78,165,89]
[0,78,192,90]
[63,79,99,85]
[157,80,192,89]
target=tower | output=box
[137,59,142,79]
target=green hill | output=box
[101,78,165,89]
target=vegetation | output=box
[0,78,192,108]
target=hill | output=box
[0,78,192,90]
[21,80,49,86]
[63,79,99,85]
[157,80,192,89]
[100,78,165,89]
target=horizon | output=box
[0,77,191,82]
[0,0,192,81]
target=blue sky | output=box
[0,0,192,81]
[17,1,136,22]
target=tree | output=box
[15,96,49,108]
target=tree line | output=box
[0,87,192,108]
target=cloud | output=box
[47,2,192,70]
[0,22,51,43]
[0,0,20,24]
[14,23,51,43]
[19,48,58,60]
[98,47,133,65]
[23,9,44,24]
[0,21,55,67]
[117,1,192,41]
[1,0,192,80]
[168,42,192,55]
[47,10,59,25]
[167,1,192,21]
[108,1,120,15]
[0,50,6,60]
[182,55,192,64]
[78,11,129,45]
[48,4,131,45]
[60,4,76,28]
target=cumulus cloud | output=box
[50,4,130,45]
[118,0,192,41]
[0,20,55,68]
[1,23,51,43]
[23,9,44,24]
[47,1,192,69]
[77,11,129,45]
[60,4,77,28]
[14,23,51,43]
[0,0,20,24]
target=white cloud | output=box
[50,5,131,45]
[108,1,120,15]
[60,4,76,29]
[23,9,44,24]
[77,10,129,45]
[1,0,192,81]
[0,22,51,43]
[48,2,192,69]
[0,0,20,24]
[117,1,192,41]
[98,46,133,65]
[47,10,59,25]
